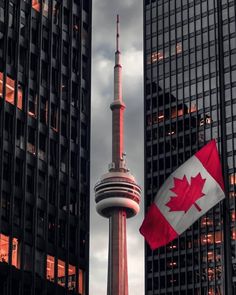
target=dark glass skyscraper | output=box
[0,1,91,294]
[144,0,236,294]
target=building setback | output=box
[144,0,236,294]
[0,1,91,295]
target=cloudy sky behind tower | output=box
[90,0,144,294]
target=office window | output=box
[39,133,47,161]
[38,171,46,199]
[58,259,65,287]
[27,165,35,194]
[3,151,11,181]
[37,209,45,238]
[48,215,56,244]
[15,158,23,187]
[51,103,58,131]
[49,176,57,204]
[1,192,10,221]
[14,198,21,227]
[47,255,55,281]
[25,204,33,232]
[27,126,36,155]
[4,112,13,142]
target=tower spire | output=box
[114,14,122,103]
[116,14,120,52]
[111,15,126,169]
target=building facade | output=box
[0,1,91,294]
[144,0,236,294]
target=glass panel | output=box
[68,264,76,291]
[46,255,55,282]
[58,259,65,287]
[0,234,9,263]
[12,237,20,268]
[32,0,41,12]
[0,72,15,104]
[78,269,84,295]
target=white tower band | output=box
[94,15,141,295]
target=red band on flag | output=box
[195,140,224,191]
[139,204,177,250]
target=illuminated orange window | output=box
[229,192,236,199]
[12,238,20,268]
[201,217,213,227]
[207,251,214,262]
[58,259,65,287]
[176,43,182,54]
[0,234,20,268]
[46,255,55,282]
[229,173,236,185]
[0,72,23,109]
[201,231,222,245]
[231,228,236,240]
[231,210,236,222]
[17,85,23,110]
[215,231,222,244]
[0,234,9,263]
[32,0,49,17]
[32,0,40,12]
[0,72,15,105]
[78,269,84,295]
[189,103,197,113]
[151,51,164,63]
[68,264,76,291]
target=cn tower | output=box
[94,15,141,295]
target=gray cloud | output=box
[90,0,144,294]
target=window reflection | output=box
[147,43,182,64]
[147,103,197,127]
[201,216,213,227]
[200,231,222,245]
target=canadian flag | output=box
[140,140,225,250]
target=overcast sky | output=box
[90,0,144,294]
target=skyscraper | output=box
[94,16,141,295]
[0,1,91,294]
[144,0,236,294]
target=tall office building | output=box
[0,1,91,295]
[144,0,236,294]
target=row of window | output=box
[2,149,88,192]
[0,72,86,115]
[0,233,85,294]
[1,192,87,248]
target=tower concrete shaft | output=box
[94,15,141,295]
[107,209,128,295]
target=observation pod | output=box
[94,170,141,218]
[94,15,141,295]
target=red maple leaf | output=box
[166,173,206,213]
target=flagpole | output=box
[216,0,233,293]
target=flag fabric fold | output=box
[140,140,225,250]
